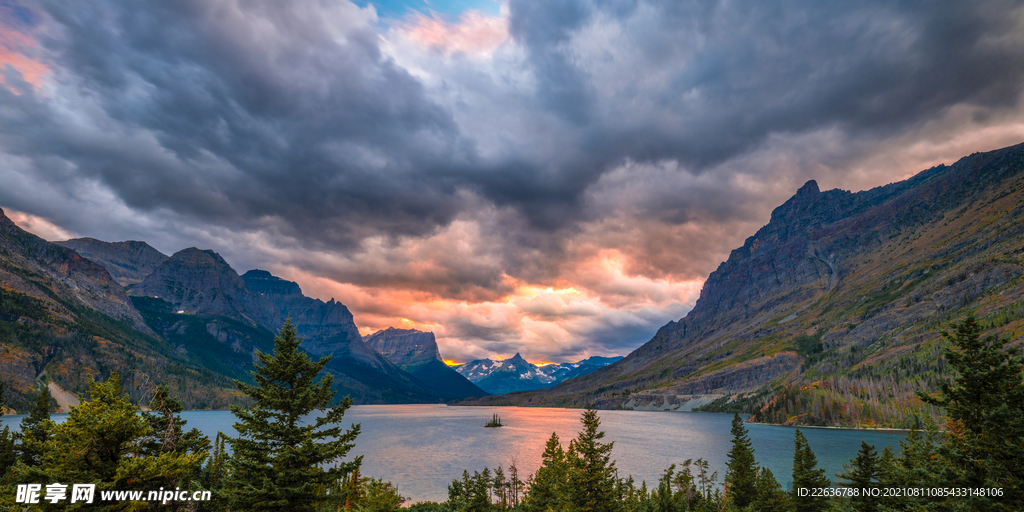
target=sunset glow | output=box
[3,0,1023,369]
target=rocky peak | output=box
[130,248,281,330]
[239,269,383,367]
[241,269,302,298]
[796,179,819,196]
[55,237,168,287]
[0,209,148,330]
[364,327,443,366]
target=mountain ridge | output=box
[455,142,1024,427]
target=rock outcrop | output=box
[0,208,147,330]
[240,269,382,367]
[55,238,168,287]
[364,327,488,400]
[131,249,281,330]
[363,327,443,366]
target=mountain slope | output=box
[236,269,444,403]
[131,249,282,330]
[459,142,1024,427]
[0,209,238,411]
[363,327,488,400]
[54,238,168,287]
[240,269,377,365]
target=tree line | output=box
[1,314,1021,511]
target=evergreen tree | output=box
[4,374,206,511]
[567,408,620,512]
[0,381,15,477]
[653,465,675,512]
[791,429,829,512]
[140,384,212,510]
[724,413,757,508]
[750,467,788,512]
[917,313,1024,510]
[357,477,404,512]
[18,384,54,466]
[524,432,569,512]
[838,441,879,512]
[493,465,508,511]
[222,319,362,512]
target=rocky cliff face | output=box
[363,327,488,400]
[363,327,443,366]
[131,249,281,330]
[460,142,1024,426]
[240,269,383,368]
[54,238,168,287]
[0,209,147,330]
[0,210,242,411]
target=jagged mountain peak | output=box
[0,208,147,329]
[55,237,168,287]
[131,247,281,330]
[796,179,819,195]
[462,141,1024,422]
[241,269,303,298]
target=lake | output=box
[1,405,906,503]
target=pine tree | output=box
[654,465,675,512]
[141,384,212,510]
[222,319,362,512]
[838,441,879,512]
[751,467,788,512]
[567,408,620,512]
[724,413,757,508]
[0,381,15,477]
[791,429,829,512]
[5,374,206,511]
[524,432,568,512]
[917,313,1024,510]
[18,384,54,466]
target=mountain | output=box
[0,208,238,411]
[363,327,488,400]
[458,142,1024,427]
[54,238,168,287]
[236,269,444,403]
[0,212,148,331]
[455,353,622,395]
[131,249,282,330]
[240,270,375,364]
[540,356,625,383]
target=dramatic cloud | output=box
[2,0,1024,361]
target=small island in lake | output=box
[484,414,503,428]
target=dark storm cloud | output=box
[2,0,1024,295]
[3,0,473,247]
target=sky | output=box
[2,0,1024,364]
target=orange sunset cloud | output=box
[404,10,507,54]
[0,15,46,92]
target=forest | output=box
[0,314,1020,511]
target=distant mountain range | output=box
[454,354,622,395]
[0,224,488,409]
[458,142,1024,428]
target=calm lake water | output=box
[1,405,906,503]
